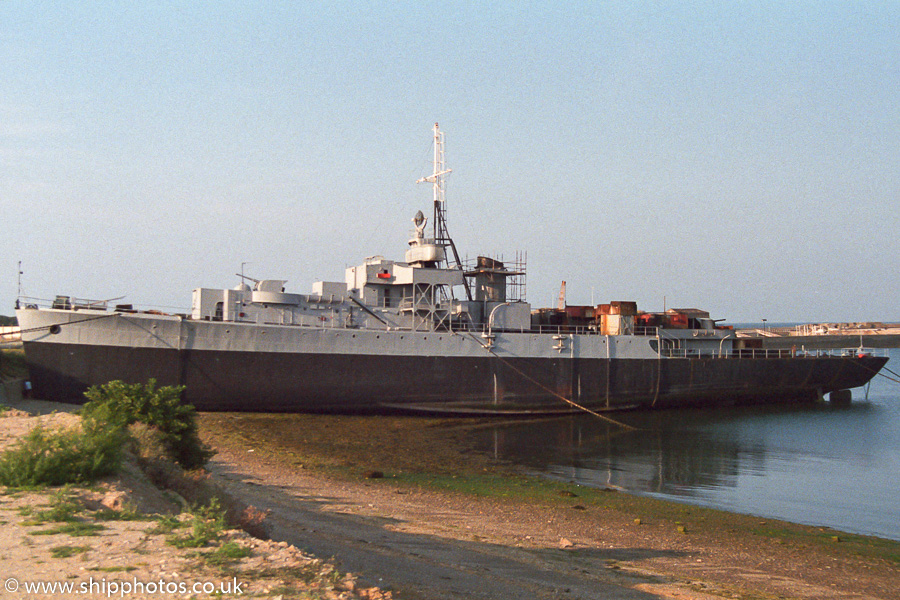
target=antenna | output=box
[241,262,253,282]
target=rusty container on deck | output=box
[610,301,637,316]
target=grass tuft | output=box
[146,514,187,535]
[22,490,84,525]
[201,540,252,566]
[31,521,105,537]
[50,545,91,559]
[167,498,227,548]
[92,506,154,522]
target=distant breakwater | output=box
[738,331,900,350]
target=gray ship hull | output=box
[21,323,886,413]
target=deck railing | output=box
[15,296,189,314]
[661,347,887,359]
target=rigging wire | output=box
[463,332,639,431]
[1,312,121,338]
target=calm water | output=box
[470,348,900,540]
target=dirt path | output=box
[204,437,898,600]
[207,446,677,600]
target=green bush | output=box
[0,379,211,488]
[81,379,213,469]
[0,423,125,487]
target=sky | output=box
[2,1,898,324]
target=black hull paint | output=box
[23,341,887,413]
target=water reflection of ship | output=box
[474,368,900,540]
[475,414,769,496]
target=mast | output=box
[429,123,450,244]
[416,123,465,273]
[15,261,22,309]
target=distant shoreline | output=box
[735,326,900,349]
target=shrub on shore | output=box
[81,379,214,470]
[0,422,125,487]
[0,379,212,487]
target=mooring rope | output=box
[876,370,900,385]
[462,331,639,431]
[881,365,900,381]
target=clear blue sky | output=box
[2,2,898,323]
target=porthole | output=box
[49,324,61,335]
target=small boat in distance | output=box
[15,124,888,413]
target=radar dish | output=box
[413,210,425,227]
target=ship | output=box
[15,124,888,414]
